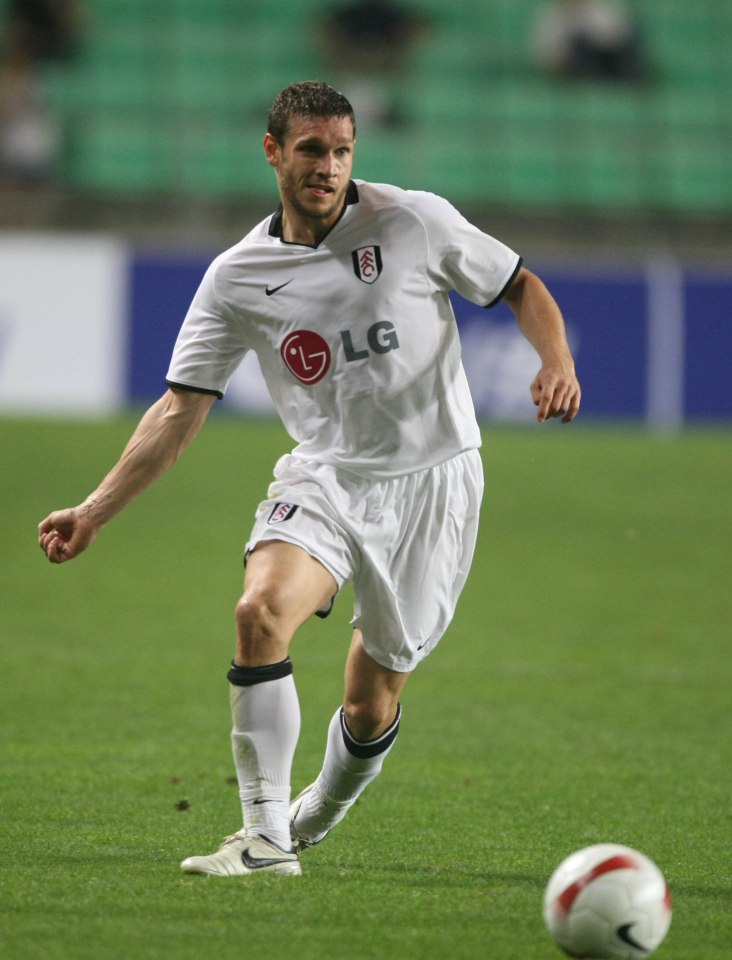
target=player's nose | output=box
[317,152,340,178]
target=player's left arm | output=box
[502,266,581,423]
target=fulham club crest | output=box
[267,502,299,525]
[352,246,382,284]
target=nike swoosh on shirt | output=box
[265,280,293,296]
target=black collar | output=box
[268,180,360,244]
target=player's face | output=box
[265,115,355,243]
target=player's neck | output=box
[280,202,347,247]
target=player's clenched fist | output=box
[38,508,98,563]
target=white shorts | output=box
[245,449,484,673]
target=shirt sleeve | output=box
[165,254,250,397]
[410,191,522,307]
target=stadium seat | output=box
[31,0,730,215]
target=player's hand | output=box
[38,508,98,564]
[530,363,581,424]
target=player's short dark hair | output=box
[267,81,356,143]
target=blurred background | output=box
[1,0,730,425]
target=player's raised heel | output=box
[180,832,301,877]
[289,782,353,853]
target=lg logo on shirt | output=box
[281,330,331,384]
[281,323,401,385]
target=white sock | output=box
[228,659,300,850]
[318,704,401,802]
[299,703,401,827]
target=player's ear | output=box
[263,133,280,168]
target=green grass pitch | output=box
[2,414,730,960]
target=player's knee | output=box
[234,590,282,655]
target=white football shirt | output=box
[166,180,521,479]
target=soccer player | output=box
[38,81,581,877]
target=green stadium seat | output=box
[42,0,730,214]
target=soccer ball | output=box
[543,844,672,958]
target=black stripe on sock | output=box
[227,658,293,686]
[339,704,401,759]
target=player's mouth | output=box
[306,184,335,198]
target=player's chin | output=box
[304,194,340,218]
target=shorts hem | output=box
[246,529,350,591]
[355,626,426,674]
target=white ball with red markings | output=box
[543,844,672,958]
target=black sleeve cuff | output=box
[484,256,524,309]
[166,379,223,399]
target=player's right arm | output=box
[38,387,217,564]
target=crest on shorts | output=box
[352,246,382,284]
[267,502,299,525]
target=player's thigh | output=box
[240,539,338,634]
[354,449,483,671]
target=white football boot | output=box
[289,782,353,853]
[180,833,301,877]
